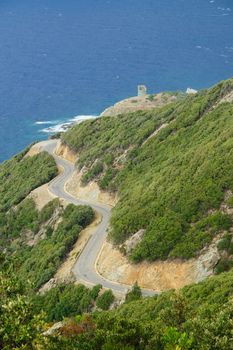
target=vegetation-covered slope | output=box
[1,79,233,350]
[0,147,95,289]
[62,79,233,262]
[12,202,94,289]
[2,254,233,350]
[63,269,233,350]
[0,149,57,212]
[1,197,94,289]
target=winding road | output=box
[42,140,157,297]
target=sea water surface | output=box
[0,0,233,162]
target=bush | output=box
[81,161,104,185]
[45,226,53,238]
[104,154,114,166]
[1,198,39,238]
[33,284,99,322]
[89,284,102,300]
[169,212,232,259]
[147,94,155,101]
[99,167,118,190]
[39,198,60,223]
[228,243,233,255]
[96,290,115,310]
[125,283,142,303]
[215,259,233,274]
[227,196,233,208]
[217,234,232,251]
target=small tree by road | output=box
[96,290,115,310]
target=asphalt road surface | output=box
[43,140,158,297]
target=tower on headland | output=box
[138,85,147,97]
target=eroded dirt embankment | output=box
[97,240,220,291]
[65,170,117,207]
[55,140,77,163]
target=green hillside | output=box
[52,269,233,349]
[1,79,233,350]
[62,79,233,262]
[10,201,94,289]
[0,148,96,289]
[0,149,57,212]
[2,254,233,349]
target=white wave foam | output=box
[41,123,71,133]
[68,115,97,123]
[39,115,98,134]
[35,120,59,125]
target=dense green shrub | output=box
[167,212,232,259]
[0,198,61,244]
[0,151,57,212]
[217,233,232,251]
[96,290,115,310]
[0,265,44,350]
[99,167,118,190]
[46,270,233,349]
[103,153,114,166]
[61,204,94,229]
[39,199,60,223]
[12,204,94,289]
[228,243,233,255]
[114,100,233,261]
[0,198,39,238]
[215,259,233,274]
[62,79,233,261]
[33,283,101,322]
[226,196,233,208]
[217,233,233,270]
[81,161,104,185]
[130,211,183,262]
[125,283,142,303]
[3,247,233,349]
[89,284,102,300]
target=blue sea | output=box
[0,0,232,162]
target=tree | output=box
[96,290,115,310]
[125,282,142,303]
[0,261,45,349]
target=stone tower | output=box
[138,85,147,97]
